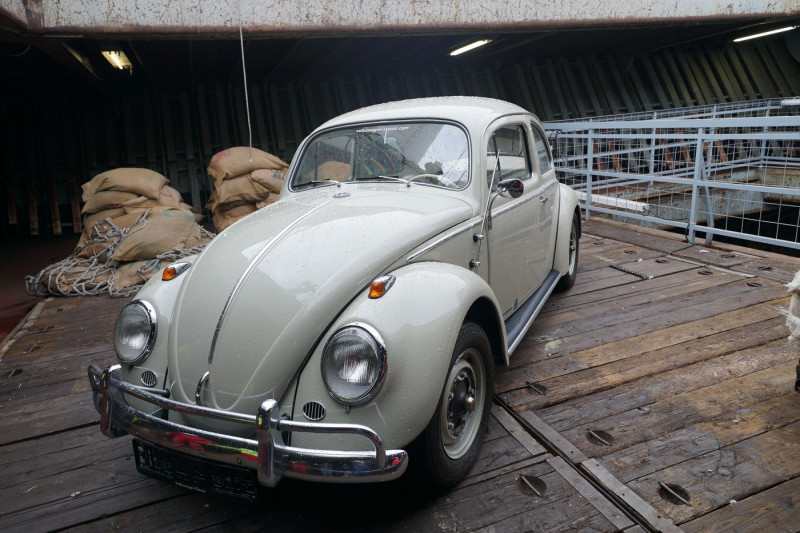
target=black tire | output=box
[412,321,494,488]
[556,211,580,292]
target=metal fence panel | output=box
[545,97,800,251]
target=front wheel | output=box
[411,321,493,488]
[556,211,580,292]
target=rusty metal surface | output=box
[1,0,799,35]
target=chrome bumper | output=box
[87,364,408,487]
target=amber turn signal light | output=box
[162,262,191,281]
[368,275,396,299]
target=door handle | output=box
[539,195,548,204]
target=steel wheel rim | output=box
[567,219,578,275]
[440,347,486,459]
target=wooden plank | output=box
[26,180,38,236]
[6,180,17,224]
[214,84,231,148]
[47,179,61,235]
[269,83,287,157]
[122,92,137,164]
[142,92,157,165]
[625,421,800,524]
[68,175,82,233]
[513,273,784,364]
[680,474,800,532]
[501,310,788,409]
[548,355,795,449]
[598,392,800,484]
[195,84,213,155]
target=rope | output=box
[239,26,254,167]
[25,211,215,298]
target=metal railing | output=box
[545,97,800,251]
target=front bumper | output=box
[87,364,408,487]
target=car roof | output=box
[316,96,535,133]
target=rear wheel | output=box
[412,322,493,488]
[556,211,580,291]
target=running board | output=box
[505,269,561,357]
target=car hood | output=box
[168,187,471,413]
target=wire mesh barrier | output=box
[545,97,800,251]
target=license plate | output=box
[133,438,259,502]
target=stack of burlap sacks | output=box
[206,147,288,231]
[27,168,209,296]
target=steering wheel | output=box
[407,173,458,188]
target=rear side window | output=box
[531,124,552,173]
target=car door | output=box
[529,121,559,278]
[485,122,549,319]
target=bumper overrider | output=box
[87,364,408,488]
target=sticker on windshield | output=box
[356,126,410,133]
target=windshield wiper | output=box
[354,175,410,186]
[295,179,341,189]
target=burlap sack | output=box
[83,207,126,231]
[114,259,164,288]
[82,168,168,201]
[81,191,140,215]
[112,209,201,261]
[213,203,258,231]
[315,161,351,181]
[214,174,270,206]
[256,194,278,209]
[208,147,288,184]
[123,185,183,209]
[251,168,286,194]
[39,259,111,294]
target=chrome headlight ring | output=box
[321,323,387,406]
[113,299,157,366]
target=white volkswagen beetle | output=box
[88,96,580,500]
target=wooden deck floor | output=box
[2,218,800,532]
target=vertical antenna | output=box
[239,26,254,164]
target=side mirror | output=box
[496,178,524,198]
[487,179,525,230]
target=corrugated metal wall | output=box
[2,38,799,241]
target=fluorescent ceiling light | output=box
[101,50,132,70]
[733,25,797,42]
[450,39,492,56]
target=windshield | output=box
[291,122,469,190]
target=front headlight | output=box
[321,324,387,405]
[113,300,157,365]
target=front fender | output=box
[289,261,503,452]
[116,256,197,408]
[554,184,581,276]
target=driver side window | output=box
[486,125,531,188]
